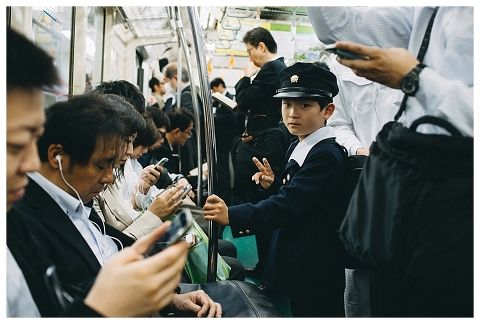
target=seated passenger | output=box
[150,108,206,192]
[91,95,244,282]
[92,96,185,239]
[12,91,221,316]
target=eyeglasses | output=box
[182,129,193,136]
[246,46,255,56]
[159,130,166,139]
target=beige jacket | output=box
[93,184,163,240]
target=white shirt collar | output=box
[27,172,90,220]
[270,55,283,62]
[289,126,336,167]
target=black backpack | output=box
[323,139,368,213]
[335,143,368,214]
[329,140,369,269]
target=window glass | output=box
[86,7,104,92]
[32,7,72,97]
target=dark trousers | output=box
[369,270,473,317]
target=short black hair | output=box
[146,106,171,130]
[167,108,195,132]
[243,27,277,54]
[93,80,146,115]
[148,77,160,91]
[7,28,59,91]
[210,77,226,89]
[38,92,127,168]
[103,94,146,137]
[134,113,160,148]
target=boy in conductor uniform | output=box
[204,62,349,317]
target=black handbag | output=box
[338,6,473,290]
[339,117,473,289]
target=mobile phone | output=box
[155,157,169,168]
[324,44,368,60]
[174,183,193,203]
[145,208,194,256]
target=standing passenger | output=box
[328,55,403,317]
[307,6,473,317]
[232,27,289,280]
[210,77,237,206]
[148,76,167,110]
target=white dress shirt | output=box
[6,247,40,317]
[307,7,473,137]
[329,59,403,155]
[28,172,118,266]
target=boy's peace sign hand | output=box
[251,157,275,189]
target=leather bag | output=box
[175,280,284,317]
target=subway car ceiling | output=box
[120,6,321,84]
[9,6,326,98]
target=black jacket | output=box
[12,178,134,293]
[7,208,101,317]
[235,57,286,132]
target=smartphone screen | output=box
[174,184,192,203]
[145,208,193,256]
[155,157,168,168]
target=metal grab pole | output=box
[187,6,219,282]
[169,7,204,207]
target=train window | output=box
[32,7,73,97]
[85,7,105,92]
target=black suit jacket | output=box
[234,57,286,132]
[13,178,134,292]
[7,208,101,317]
[213,91,237,152]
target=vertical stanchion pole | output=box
[186,6,218,282]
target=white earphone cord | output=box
[57,156,123,263]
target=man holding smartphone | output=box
[306,6,473,317]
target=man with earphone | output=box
[7,27,194,317]
[9,84,221,316]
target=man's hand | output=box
[149,184,185,219]
[334,41,419,89]
[170,290,222,318]
[83,223,189,317]
[356,147,370,156]
[203,194,229,226]
[138,165,161,194]
[177,178,195,200]
[251,157,274,189]
[244,61,259,78]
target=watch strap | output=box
[394,7,439,121]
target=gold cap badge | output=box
[290,75,299,83]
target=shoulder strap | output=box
[395,6,439,121]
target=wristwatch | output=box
[400,63,426,96]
